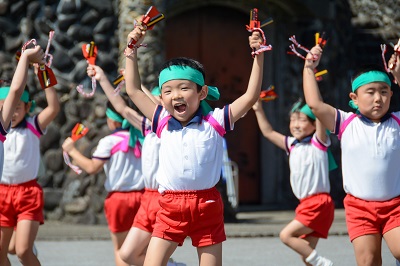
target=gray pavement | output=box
[7,209,397,265]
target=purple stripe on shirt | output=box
[152,105,163,133]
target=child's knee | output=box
[279,230,290,244]
[118,247,131,264]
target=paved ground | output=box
[6,209,397,265]
[34,209,348,241]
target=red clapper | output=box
[76,41,98,97]
[127,6,165,49]
[245,8,273,57]
[37,64,57,89]
[71,123,89,141]
[63,123,89,174]
[82,41,97,65]
[259,85,278,102]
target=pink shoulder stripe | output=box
[338,113,357,140]
[156,116,171,138]
[391,114,400,126]
[26,122,41,138]
[204,114,225,137]
[110,133,129,155]
[311,138,328,151]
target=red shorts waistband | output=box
[300,192,330,202]
[145,188,159,192]
[0,179,38,187]
[162,187,217,196]
[108,189,145,195]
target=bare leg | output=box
[144,237,178,266]
[352,234,382,266]
[0,226,14,266]
[302,236,319,266]
[15,220,40,266]
[279,219,315,258]
[119,227,152,265]
[197,243,222,266]
[110,230,129,266]
[383,226,400,261]
[8,230,16,255]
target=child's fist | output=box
[62,137,75,153]
[24,46,45,65]
[304,45,323,70]
[249,31,262,51]
[127,25,146,47]
[87,65,104,82]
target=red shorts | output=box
[0,179,44,227]
[295,193,334,239]
[104,190,144,233]
[344,194,400,242]
[153,187,226,247]
[133,189,161,233]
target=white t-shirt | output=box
[1,116,43,184]
[334,109,400,201]
[152,105,232,193]
[141,131,161,190]
[285,134,331,200]
[92,130,144,192]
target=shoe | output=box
[167,258,186,266]
[316,256,333,266]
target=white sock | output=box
[306,250,318,264]
[305,250,333,266]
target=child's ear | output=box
[25,102,32,113]
[199,85,208,100]
[349,92,358,105]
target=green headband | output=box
[0,87,30,103]
[159,65,205,88]
[106,108,144,147]
[0,87,35,113]
[351,71,391,92]
[291,102,316,120]
[159,65,220,115]
[300,104,316,120]
[151,86,161,96]
[106,108,123,123]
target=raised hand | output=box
[249,31,262,51]
[24,45,45,65]
[304,45,322,70]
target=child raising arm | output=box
[123,25,265,266]
[303,45,400,266]
[62,74,145,266]
[0,46,59,266]
[253,99,334,266]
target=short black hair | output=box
[159,57,205,92]
[289,98,315,123]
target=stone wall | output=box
[1,0,122,225]
[0,0,166,225]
